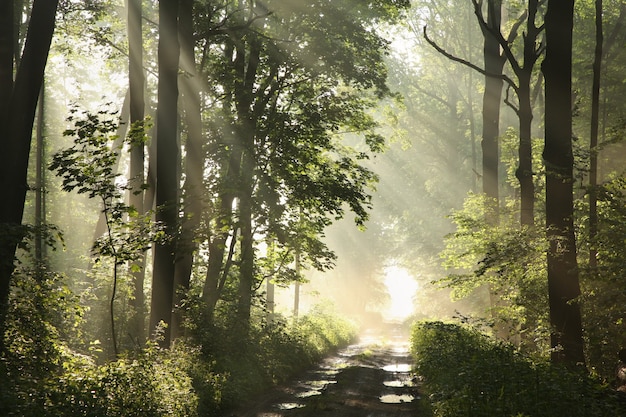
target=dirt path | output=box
[233,327,426,417]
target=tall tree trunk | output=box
[542,0,585,367]
[150,0,180,348]
[0,0,59,354]
[516,74,534,227]
[127,0,146,347]
[237,145,255,330]
[515,0,542,227]
[171,0,204,340]
[35,82,46,276]
[234,37,261,331]
[293,247,301,318]
[0,0,13,128]
[481,0,505,224]
[588,0,603,270]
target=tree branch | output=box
[503,84,520,116]
[423,25,518,92]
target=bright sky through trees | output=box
[383,265,418,320]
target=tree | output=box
[479,0,505,225]
[0,0,60,354]
[472,0,545,227]
[171,0,205,340]
[542,0,585,366]
[149,0,180,348]
[127,0,147,346]
[50,109,155,357]
[193,0,409,330]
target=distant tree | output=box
[542,0,585,367]
[0,0,59,354]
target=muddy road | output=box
[233,327,426,417]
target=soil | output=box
[232,325,428,417]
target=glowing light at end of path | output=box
[383,266,419,321]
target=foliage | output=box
[49,108,160,355]
[0,268,81,416]
[50,342,221,417]
[192,302,357,415]
[577,175,626,379]
[1,265,224,417]
[411,321,625,417]
[439,193,549,347]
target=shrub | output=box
[411,321,625,417]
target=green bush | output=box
[411,321,625,417]
[196,303,357,415]
[50,342,221,417]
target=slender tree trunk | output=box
[514,0,542,228]
[589,0,603,270]
[481,0,505,224]
[150,0,180,348]
[542,0,585,367]
[237,146,255,329]
[35,82,46,276]
[516,71,534,227]
[0,0,59,354]
[171,0,204,340]
[0,0,13,128]
[266,278,275,323]
[293,247,301,318]
[234,36,261,331]
[127,0,146,347]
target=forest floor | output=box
[232,324,430,417]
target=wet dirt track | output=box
[233,327,423,417]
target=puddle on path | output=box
[379,394,415,404]
[383,379,415,388]
[382,363,412,373]
[274,402,305,410]
[295,390,322,398]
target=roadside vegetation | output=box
[411,321,625,417]
[0,274,356,417]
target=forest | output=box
[2,0,626,416]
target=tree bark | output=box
[35,82,46,274]
[481,0,505,225]
[588,0,603,270]
[234,37,261,331]
[171,0,204,340]
[150,0,180,348]
[542,0,585,367]
[127,0,147,346]
[0,0,59,354]
[515,0,542,227]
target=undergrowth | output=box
[0,271,356,417]
[411,321,626,417]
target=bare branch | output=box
[422,25,518,92]
[503,84,520,115]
